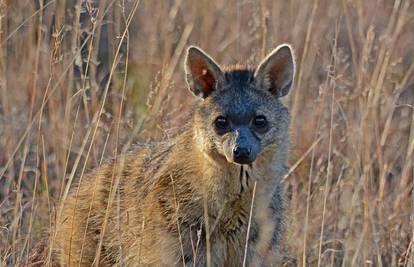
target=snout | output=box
[222,127,260,165]
[233,145,256,164]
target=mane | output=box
[223,64,255,87]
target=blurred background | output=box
[0,0,413,266]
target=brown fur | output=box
[53,44,295,266]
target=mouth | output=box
[223,153,256,165]
[233,157,255,165]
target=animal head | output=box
[185,45,295,165]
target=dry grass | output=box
[0,0,413,266]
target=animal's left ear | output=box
[254,44,295,97]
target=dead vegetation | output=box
[0,0,413,266]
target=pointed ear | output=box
[254,44,296,97]
[185,46,224,99]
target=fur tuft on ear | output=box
[254,44,296,97]
[184,46,224,99]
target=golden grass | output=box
[0,0,413,266]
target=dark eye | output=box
[215,116,228,130]
[253,115,267,128]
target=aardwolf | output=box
[54,44,296,266]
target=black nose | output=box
[233,146,253,164]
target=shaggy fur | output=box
[54,44,296,266]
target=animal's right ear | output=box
[185,46,224,99]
